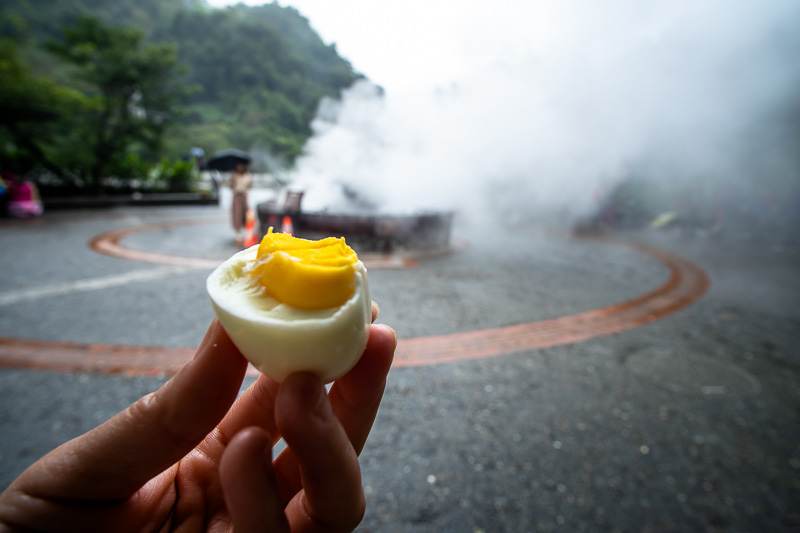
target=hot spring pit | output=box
[257,203,454,255]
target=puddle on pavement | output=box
[625,349,761,397]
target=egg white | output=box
[206,244,371,383]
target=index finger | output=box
[329,323,396,453]
[271,322,396,501]
[276,373,365,532]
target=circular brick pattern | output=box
[0,223,709,376]
[394,235,709,367]
[88,218,463,269]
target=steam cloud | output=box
[290,0,800,230]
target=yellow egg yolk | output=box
[252,228,359,310]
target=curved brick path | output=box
[395,236,709,366]
[0,222,708,377]
[88,218,454,269]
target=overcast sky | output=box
[203,0,580,92]
[205,1,800,96]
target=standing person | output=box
[5,173,43,219]
[228,162,253,244]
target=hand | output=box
[0,310,396,532]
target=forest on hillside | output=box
[0,0,362,193]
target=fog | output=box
[289,0,800,233]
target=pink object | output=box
[8,181,44,218]
[8,201,43,218]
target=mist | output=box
[289,0,800,233]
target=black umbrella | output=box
[206,149,251,172]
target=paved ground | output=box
[0,201,798,532]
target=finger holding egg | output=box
[207,228,372,383]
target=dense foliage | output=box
[0,0,360,192]
[155,3,359,164]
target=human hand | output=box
[0,308,396,532]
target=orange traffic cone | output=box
[281,215,294,236]
[243,210,259,248]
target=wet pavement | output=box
[0,201,798,532]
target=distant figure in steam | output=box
[228,162,253,244]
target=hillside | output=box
[0,0,361,171]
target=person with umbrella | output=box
[208,150,253,245]
[228,161,253,244]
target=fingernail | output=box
[194,318,220,356]
[306,376,333,423]
[317,389,334,423]
[381,324,398,349]
[262,436,274,465]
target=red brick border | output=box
[0,231,708,376]
[395,235,709,366]
[88,218,226,269]
[87,218,466,270]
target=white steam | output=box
[290,0,800,226]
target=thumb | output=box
[10,319,248,501]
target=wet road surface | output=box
[0,204,798,532]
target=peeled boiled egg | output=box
[206,229,371,383]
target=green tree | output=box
[0,39,87,183]
[2,1,363,171]
[44,16,193,190]
[158,4,361,164]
